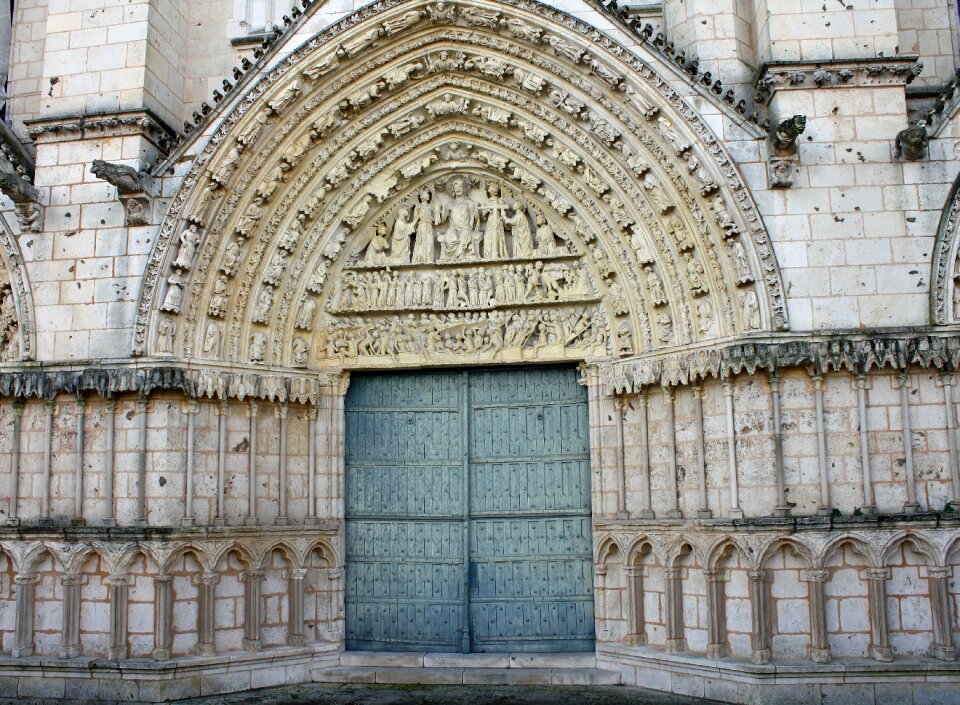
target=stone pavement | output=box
[173,683,721,705]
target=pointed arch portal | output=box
[136,0,787,369]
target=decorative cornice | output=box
[24,110,179,155]
[602,329,960,393]
[754,57,923,105]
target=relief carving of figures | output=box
[281,133,313,171]
[732,239,753,284]
[544,35,586,63]
[426,50,464,73]
[666,214,693,251]
[296,297,317,331]
[507,200,534,258]
[303,51,339,81]
[172,224,200,270]
[342,81,385,111]
[212,146,241,186]
[237,110,269,146]
[460,7,500,28]
[657,117,690,155]
[249,333,267,363]
[617,321,633,355]
[156,317,175,355]
[740,289,761,330]
[697,300,717,337]
[684,252,709,296]
[0,282,17,361]
[502,17,542,42]
[209,276,229,318]
[253,288,274,323]
[337,27,382,57]
[643,174,673,214]
[586,112,619,145]
[161,272,185,313]
[202,322,222,358]
[607,280,627,315]
[311,111,343,139]
[474,105,512,126]
[390,208,416,264]
[656,313,673,345]
[388,112,425,138]
[553,144,581,169]
[549,90,585,118]
[235,197,265,239]
[382,9,423,36]
[279,213,308,252]
[629,227,654,264]
[263,252,288,286]
[712,196,741,238]
[383,61,423,90]
[587,56,622,88]
[645,266,667,306]
[16,202,42,233]
[291,337,310,367]
[439,177,480,261]
[481,182,509,260]
[623,146,650,176]
[412,189,441,263]
[514,118,548,144]
[365,222,391,265]
[535,212,560,256]
[686,153,718,195]
[509,164,540,191]
[427,93,470,118]
[463,55,506,80]
[221,239,243,276]
[255,164,285,201]
[513,68,545,94]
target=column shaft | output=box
[748,570,771,664]
[941,375,960,505]
[693,386,711,518]
[183,400,198,527]
[614,397,627,518]
[214,400,228,526]
[812,375,832,515]
[108,576,131,660]
[898,374,920,512]
[723,382,743,518]
[245,401,258,526]
[12,574,38,657]
[286,569,307,646]
[41,400,53,520]
[625,566,646,646]
[196,573,218,656]
[637,393,654,518]
[664,567,686,652]
[276,405,289,525]
[154,576,173,660]
[663,388,681,518]
[856,375,876,514]
[103,399,116,527]
[243,571,265,651]
[770,374,789,516]
[306,407,318,524]
[134,397,148,526]
[705,569,727,659]
[59,575,83,658]
[8,400,23,524]
[927,568,956,661]
[73,397,85,523]
[805,570,831,663]
[865,568,893,662]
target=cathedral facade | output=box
[0,0,959,702]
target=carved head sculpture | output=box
[450,177,467,198]
[418,188,432,204]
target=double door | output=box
[344,367,595,653]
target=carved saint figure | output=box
[202,322,222,357]
[235,198,265,239]
[504,18,542,42]
[643,174,673,214]
[157,318,175,354]
[383,9,423,35]
[209,276,228,318]
[221,239,242,276]
[667,214,693,251]
[440,178,479,261]
[507,200,534,258]
[291,337,309,367]
[732,239,753,284]
[383,62,423,90]
[303,52,339,81]
[338,27,381,57]
[296,297,317,330]
[263,252,287,285]
[172,224,200,270]
[460,7,500,28]
[534,212,559,256]
[270,80,302,115]
[390,208,416,264]
[427,93,470,118]
[686,153,718,195]
[427,50,463,73]
[17,202,42,233]
[249,333,266,363]
[481,182,509,260]
[161,272,184,313]
[657,116,689,154]
[237,111,269,146]
[645,266,667,306]
[365,223,391,265]
[697,300,716,337]
[656,313,673,345]
[253,288,274,323]
[741,289,761,330]
[412,189,440,263]
[684,253,709,295]
[545,35,585,63]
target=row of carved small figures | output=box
[331,260,595,313]
[320,306,612,360]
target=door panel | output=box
[345,367,593,653]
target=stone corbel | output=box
[89,160,152,227]
[0,172,42,234]
[767,115,806,189]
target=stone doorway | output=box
[344,366,595,653]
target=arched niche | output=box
[136,0,788,370]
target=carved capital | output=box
[746,570,767,584]
[14,573,39,586]
[60,574,87,587]
[864,568,889,582]
[926,566,951,579]
[283,569,309,580]
[803,569,829,583]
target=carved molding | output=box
[134,0,789,367]
[0,217,35,361]
[931,172,960,325]
[24,110,179,155]
[753,57,923,105]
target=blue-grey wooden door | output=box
[345,367,593,653]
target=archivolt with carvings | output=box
[0,215,34,362]
[136,0,788,370]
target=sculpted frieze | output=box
[141,14,791,361]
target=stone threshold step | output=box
[339,651,598,669]
[313,666,622,686]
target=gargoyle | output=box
[895,123,928,161]
[90,159,145,195]
[0,171,40,204]
[770,115,806,155]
